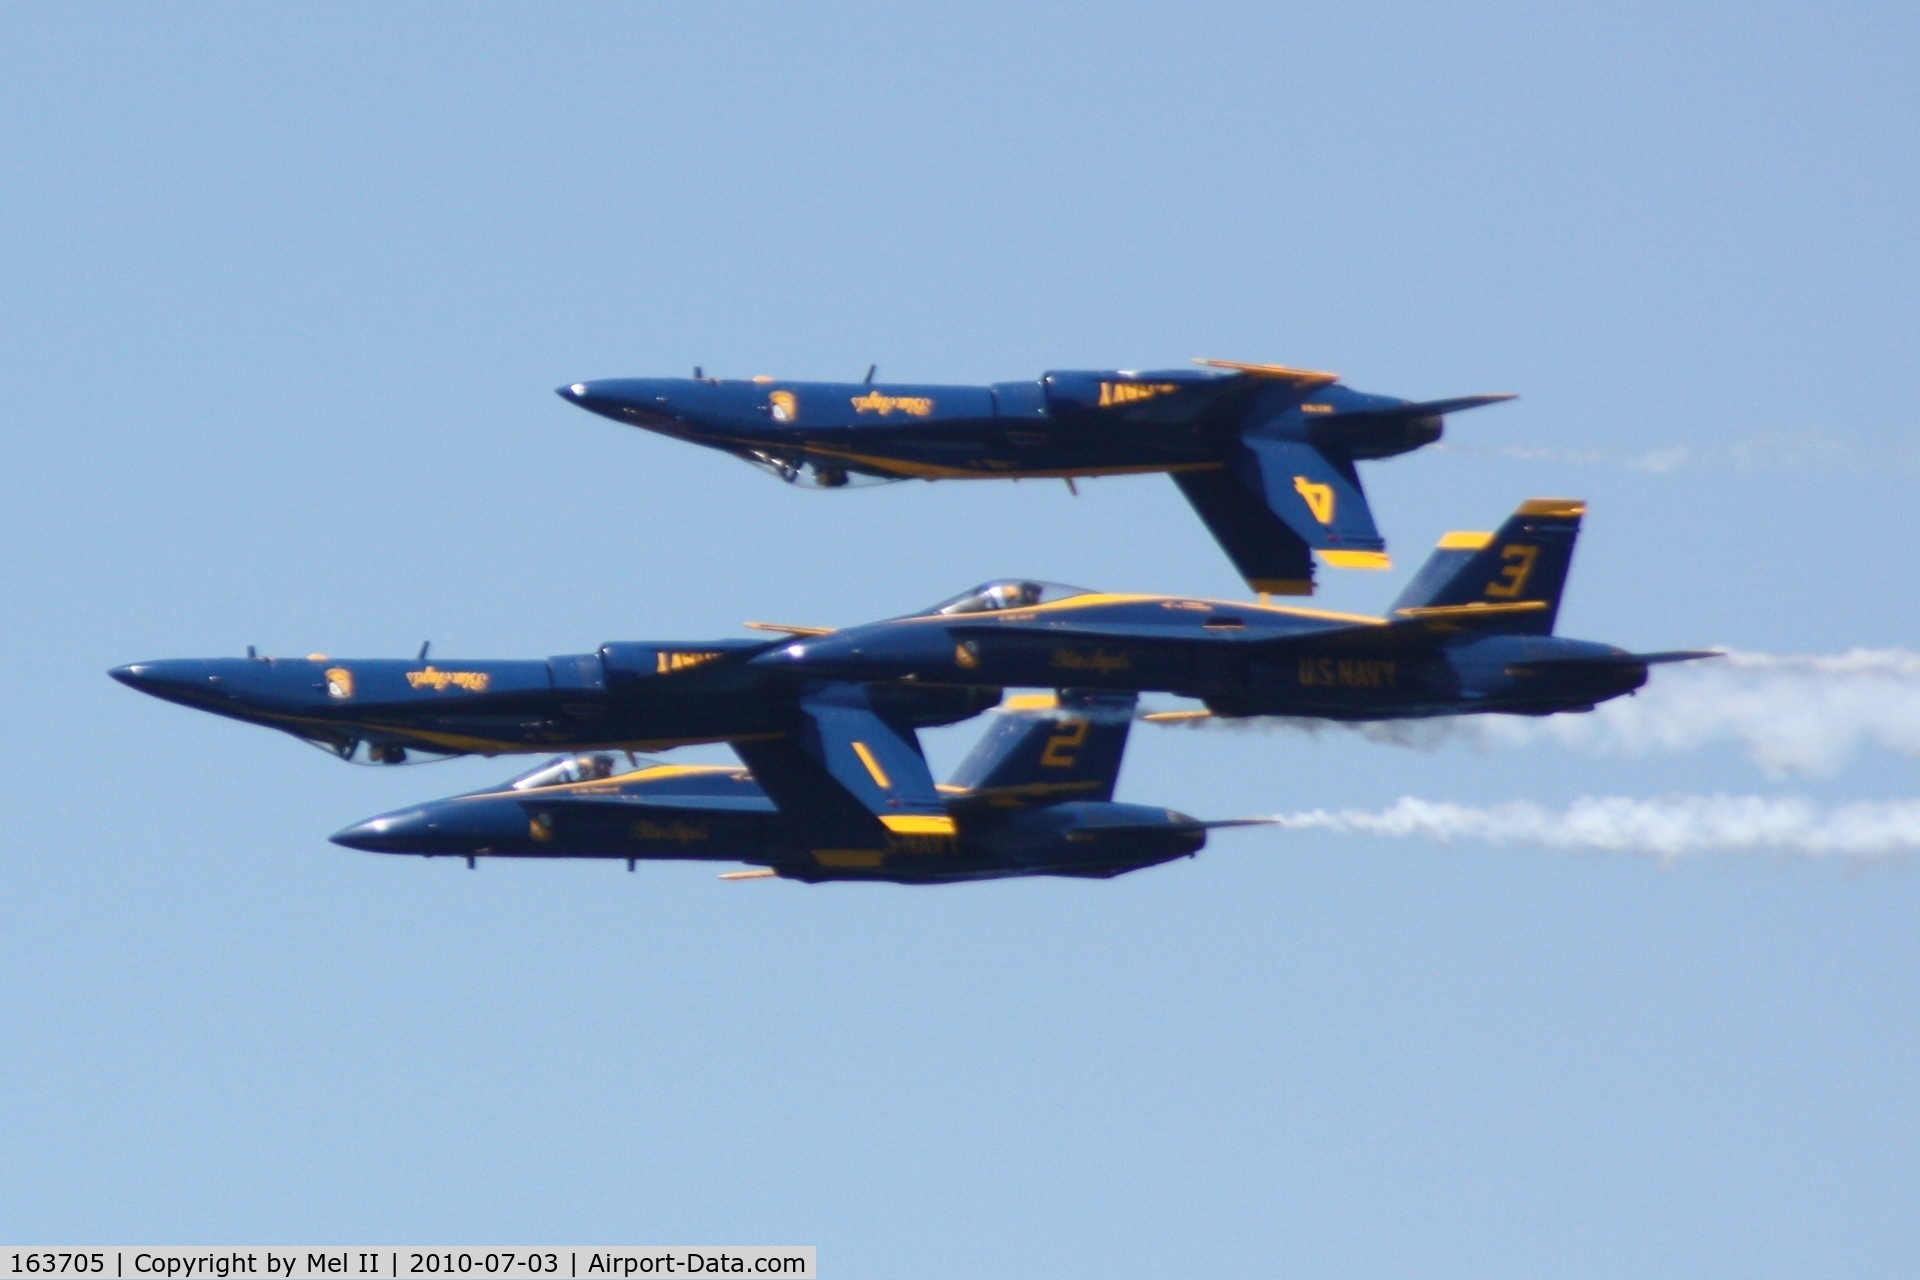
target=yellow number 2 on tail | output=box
[1040,719,1090,767]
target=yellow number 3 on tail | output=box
[1484,544,1538,598]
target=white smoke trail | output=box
[1272,794,1920,864]
[1432,442,1691,472]
[1156,649,1920,777]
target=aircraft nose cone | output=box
[108,659,227,701]
[556,379,673,425]
[330,808,434,854]
[557,380,624,409]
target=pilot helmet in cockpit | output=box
[984,581,1043,610]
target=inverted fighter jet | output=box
[333,692,1270,884]
[748,499,1716,720]
[558,360,1514,595]
[111,638,997,766]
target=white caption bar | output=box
[2,1253,814,1280]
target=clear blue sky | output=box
[3,4,1915,1275]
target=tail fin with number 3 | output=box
[1388,499,1585,635]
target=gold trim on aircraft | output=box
[813,850,886,868]
[1192,358,1340,388]
[915,591,1386,628]
[1318,550,1393,570]
[742,621,836,636]
[1437,531,1494,549]
[1249,578,1314,596]
[1393,601,1549,621]
[880,814,958,836]
[793,441,1229,482]
[851,741,892,789]
[1516,498,1586,517]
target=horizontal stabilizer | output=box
[1305,393,1512,462]
[1636,650,1724,665]
[1316,393,1516,423]
[1515,649,1722,669]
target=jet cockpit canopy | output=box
[924,580,1096,616]
[505,752,658,790]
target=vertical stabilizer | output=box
[946,690,1137,804]
[1389,499,1585,635]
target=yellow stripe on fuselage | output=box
[903,592,1385,628]
[792,442,1228,482]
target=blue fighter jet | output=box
[558,359,1514,595]
[747,499,1716,720]
[332,691,1271,883]
[111,638,997,766]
